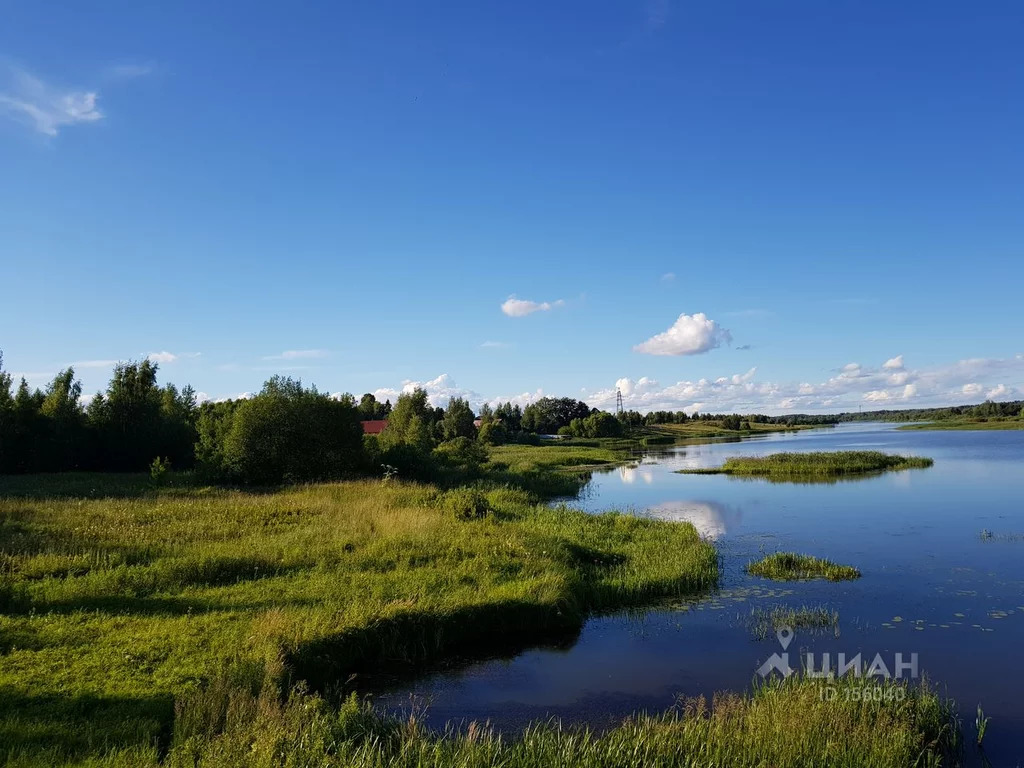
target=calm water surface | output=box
[372,423,1024,761]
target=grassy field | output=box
[898,417,1024,431]
[647,421,822,442]
[748,552,861,581]
[678,450,933,480]
[0,457,717,766]
[0,443,963,766]
[487,442,629,472]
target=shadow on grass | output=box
[0,687,173,763]
[288,600,585,698]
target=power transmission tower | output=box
[615,389,624,416]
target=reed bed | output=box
[678,451,933,479]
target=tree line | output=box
[0,354,620,483]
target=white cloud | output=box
[147,351,178,364]
[883,355,904,370]
[263,349,329,360]
[480,341,510,349]
[633,312,732,356]
[0,67,102,136]
[864,390,891,402]
[986,384,1013,400]
[373,373,482,409]
[615,376,661,397]
[500,296,564,317]
[660,272,675,283]
[962,383,983,396]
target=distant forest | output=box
[0,350,1019,481]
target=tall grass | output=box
[0,463,716,766]
[747,552,861,581]
[679,451,933,479]
[164,674,959,768]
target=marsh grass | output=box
[0,461,717,765]
[750,604,840,639]
[678,451,933,480]
[163,674,959,768]
[748,552,861,582]
[649,422,817,440]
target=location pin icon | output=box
[777,626,794,650]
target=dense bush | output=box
[200,376,364,484]
[439,487,492,519]
[561,411,623,439]
[477,420,507,445]
[433,436,488,475]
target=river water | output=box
[372,423,1024,761]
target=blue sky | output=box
[2,1,1023,414]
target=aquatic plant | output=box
[747,552,861,581]
[750,604,840,639]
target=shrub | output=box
[433,437,488,472]
[477,421,508,445]
[150,456,171,485]
[439,487,491,520]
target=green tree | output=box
[40,368,84,470]
[380,388,435,452]
[477,420,508,445]
[521,397,592,434]
[90,360,164,470]
[441,396,476,441]
[220,376,364,484]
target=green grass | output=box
[898,417,1024,431]
[747,552,861,581]
[749,604,840,639]
[165,674,958,768]
[0,464,717,766]
[0,444,963,765]
[488,442,628,470]
[648,421,821,441]
[678,450,933,480]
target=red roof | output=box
[361,420,388,435]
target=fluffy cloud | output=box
[0,67,102,136]
[147,351,178,364]
[883,355,904,370]
[633,312,732,356]
[500,296,565,317]
[371,374,545,410]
